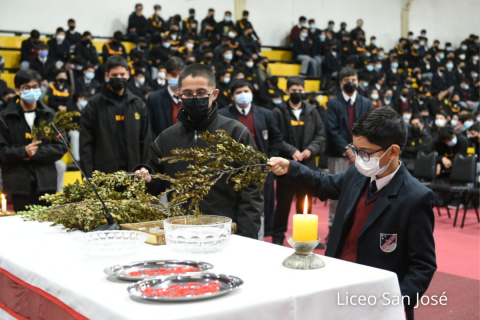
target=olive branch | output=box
[32,110,81,142]
[19,130,270,231]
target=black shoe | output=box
[315,242,326,249]
[272,240,284,246]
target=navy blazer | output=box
[75,76,100,97]
[146,87,173,139]
[218,104,284,158]
[282,161,436,318]
[325,93,372,157]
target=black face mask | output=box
[412,125,421,134]
[109,77,127,91]
[289,93,304,104]
[343,82,357,94]
[182,97,210,119]
[82,39,91,45]
[57,78,67,85]
[401,92,409,98]
[469,136,479,144]
[69,26,75,31]
[140,45,148,50]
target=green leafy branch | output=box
[151,129,270,217]
[32,110,81,142]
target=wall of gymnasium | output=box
[0,0,478,50]
[246,0,479,49]
[0,0,235,38]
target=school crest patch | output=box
[380,233,397,253]
[262,130,268,140]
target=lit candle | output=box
[1,194,6,213]
[292,196,318,242]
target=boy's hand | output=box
[135,167,152,183]
[268,157,291,176]
[301,149,312,160]
[25,141,42,157]
[292,150,303,162]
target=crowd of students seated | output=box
[0,6,478,217]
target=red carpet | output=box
[264,196,480,319]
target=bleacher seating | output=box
[0,33,326,178]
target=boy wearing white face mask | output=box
[269,107,436,320]
[219,79,283,239]
[0,69,64,212]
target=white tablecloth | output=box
[0,217,405,320]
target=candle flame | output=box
[303,196,308,215]
[1,194,4,200]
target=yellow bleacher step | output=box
[0,50,21,69]
[261,49,293,61]
[0,72,15,88]
[269,63,301,76]
[0,35,48,49]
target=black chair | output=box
[431,154,477,227]
[413,151,438,187]
[412,151,443,216]
[460,187,480,228]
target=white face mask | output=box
[435,119,446,128]
[186,43,194,49]
[137,77,145,86]
[157,71,166,79]
[355,146,392,178]
[246,61,254,68]
[56,34,65,42]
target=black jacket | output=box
[218,104,284,158]
[272,101,326,170]
[325,93,373,157]
[102,41,127,62]
[128,13,148,36]
[282,161,436,319]
[434,134,469,167]
[139,103,263,239]
[324,51,342,74]
[30,57,56,82]
[74,41,100,65]
[146,87,175,139]
[46,82,73,112]
[402,129,433,160]
[47,38,71,62]
[0,99,64,195]
[80,86,151,177]
[292,37,312,58]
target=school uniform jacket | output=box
[281,161,436,318]
[0,99,64,195]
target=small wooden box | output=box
[0,211,16,217]
[121,220,166,245]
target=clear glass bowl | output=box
[73,230,148,256]
[164,215,232,253]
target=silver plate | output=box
[127,273,244,302]
[104,260,214,281]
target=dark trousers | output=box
[263,172,275,236]
[12,187,54,212]
[272,180,312,242]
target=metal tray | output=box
[104,260,214,281]
[127,273,244,302]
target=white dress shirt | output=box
[342,90,357,104]
[236,104,252,116]
[168,86,180,104]
[371,161,402,193]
